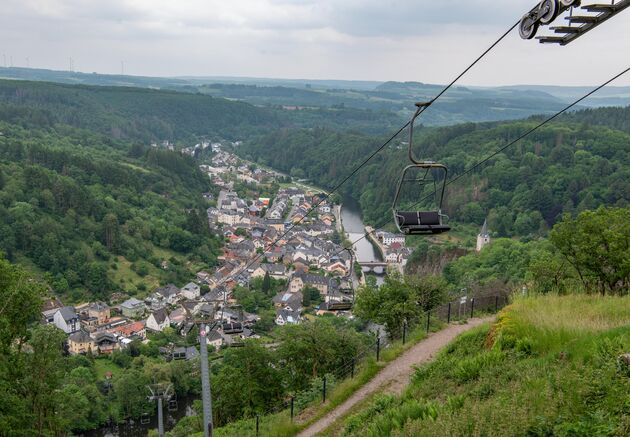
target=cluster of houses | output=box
[39,143,361,358]
[199,145,277,190]
[374,231,412,267]
[201,145,355,326]
[41,277,262,357]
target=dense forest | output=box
[0,119,222,302]
[240,106,630,238]
[0,79,280,143]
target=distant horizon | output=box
[3,1,630,87]
[4,65,630,91]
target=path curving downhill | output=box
[297,317,493,437]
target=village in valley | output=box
[41,141,413,359]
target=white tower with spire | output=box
[476,219,490,252]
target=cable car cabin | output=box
[393,102,451,235]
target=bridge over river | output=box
[359,261,387,275]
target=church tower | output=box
[476,219,490,252]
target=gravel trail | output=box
[297,317,493,437]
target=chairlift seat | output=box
[395,210,451,234]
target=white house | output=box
[146,309,171,332]
[181,282,201,300]
[275,308,301,326]
[379,232,406,246]
[53,306,80,334]
[206,329,224,351]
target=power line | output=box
[332,65,630,259]
[215,19,520,288]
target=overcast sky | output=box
[2,0,630,86]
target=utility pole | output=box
[199,323,215,437]
[147,382,173,437]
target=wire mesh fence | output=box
[218,293,510,436]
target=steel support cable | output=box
[330,66,630,259]
[217,21,520,287]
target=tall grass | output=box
[340,294,630,436]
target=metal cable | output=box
[216,20,520,287]
[330,65,630,258]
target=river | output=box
[340,198,385,285]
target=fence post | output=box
[470,298,475,319]
[447,302,451,324]
[376,336,381,361]
[351,359,355,378]
[495,295,499,313]
[322,376,327,403]
[426,311,431,333]
[402,320,407,345]
[290,397,294,422]
[256,415,259,437]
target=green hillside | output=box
[340,294,630,436]
[240,107,630,238]
[0,79,280,143]
[0,119,221,302]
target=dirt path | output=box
[297,317,493,437]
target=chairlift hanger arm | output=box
[519,0,630,44]
[408,101,433,165]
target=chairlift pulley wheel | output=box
[538,0,559,24]
[519,14,539,39]
[559,0,579,6]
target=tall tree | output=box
[550,206,630,294]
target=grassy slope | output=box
[340,295,630,436]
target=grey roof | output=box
[155,284,180,298]
[182,282,200,292]
[94,332,117,344]
[57,306,78,322]
[89,301,109,312]
[151,308,169,325]
[121,298,145,309]
[69,330,93,343]
[273,291,303,309]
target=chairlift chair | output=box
[140,412,150,425]
[168,396,178,412]
[393,103,450,235]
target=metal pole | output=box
[256,415,259,437]
[290,397,294,422]
[426,311,430,333]
[447,302,451,324]
[402,321,407,345]
[157,397,164,437]
[351,359,355,378]
[470,298,475,319]
[495,295,499,312]
[322,376,327,403]
[376,336,381,361]
[199,324,214,437]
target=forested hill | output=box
[0,79,280,143]
[0,118,222,303]
[239,106,630,236]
